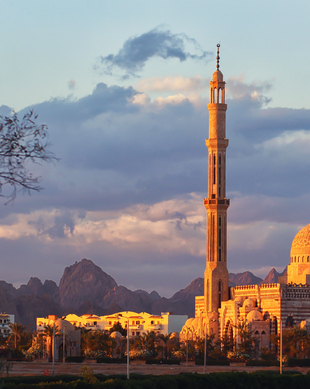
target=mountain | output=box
[150,277,204,317]
[229,271,263,287]
[0,259,287,329]
[260,267,287,284]
[58,258,117,311]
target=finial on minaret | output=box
[216,44,220,70]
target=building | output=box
[0,313,14,336]
[36,315,81,359]
[180,45,310,351]
[37,311,188,337]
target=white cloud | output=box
[135,75,208,93]
[154,94,188,106]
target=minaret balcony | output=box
[204,198,230,206]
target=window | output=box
[151,321,154,325]
[136,321,140,325]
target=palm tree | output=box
[8,323,25,350]
[42,324,60,360]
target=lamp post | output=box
[119,314,130,379]
[185,326,193,367]
[63,327,65,363]
[52,322,55,377]
[204,322,207,374]
[280,317,283,375]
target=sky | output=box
[0,0,310,297]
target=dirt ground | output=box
[5,361,310,377]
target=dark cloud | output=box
[3,76,309,293]
[13,79,310,217]
[97,27,211,78]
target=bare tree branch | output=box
[0,110,58,203]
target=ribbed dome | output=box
[291,224,310,259]
[247,310,263,322]
[243,298,255,308]
[212,70,223,82]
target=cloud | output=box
[2,75,309,295]
[135,75,208,93]
[97,27,211,78]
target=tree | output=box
[0,110,57,202]
[8,323,26,350]
[42,324,60,360]
[233,320,258,359]
[109,321,127,337]
[81,329,115,359]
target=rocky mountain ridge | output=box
[0,258,285,329]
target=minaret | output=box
[204,45,230,315]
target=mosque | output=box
[180,45,310,350]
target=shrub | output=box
[65,356,84,363]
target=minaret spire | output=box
[204,45,230,320]
[216,44,220,70]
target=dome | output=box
[191,318,199,328]
[243,298,255,308]
[291,224,310,259]
[110,331,123,339]
[212,70,223,82]
[54,319,75,333]
[246,310,263,322]
[185,318,194,326]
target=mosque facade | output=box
[180,46,310,351]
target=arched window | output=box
[218,280,222,308]
[286,316,294,328]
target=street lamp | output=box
[280,317,283,375]
[204,322,207,374]
[52,322,55,377]
[184,326,193,367]
[119,314,130,379]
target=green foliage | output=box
[79,366,99,385]
[109,322,126,337]
[3,372,310,389]
[81,330,115,359]
[66,356,84,363]
[233,320,258,358]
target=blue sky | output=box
[0,0,310,297]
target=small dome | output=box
[185,318,194,326]
[191,318,199,328]
[247,310,263,322]
[54,319,75,333]
[243,298,255,308]
[291,224,310,259]
[304,268,310,275]
[110,331,123,339]
[212,70,223,82]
